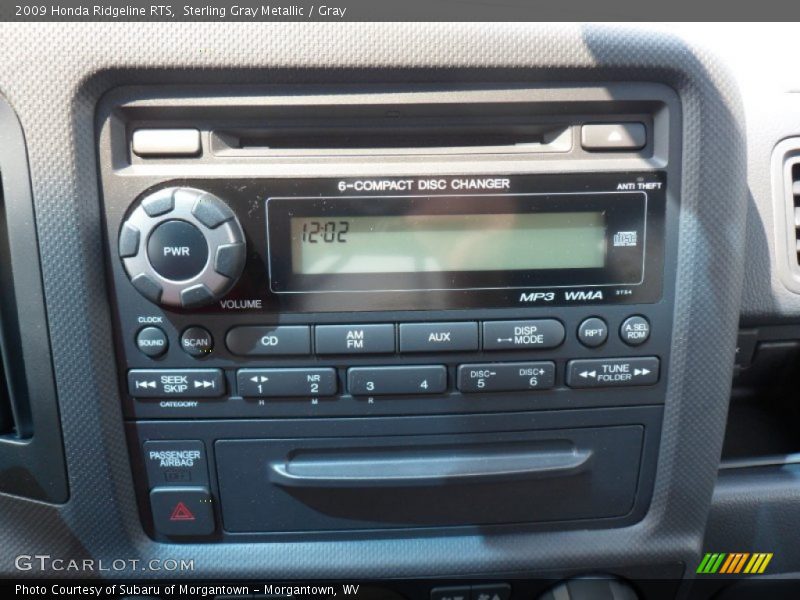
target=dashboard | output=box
[0,21,798,600]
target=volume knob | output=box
[119,187,246,308]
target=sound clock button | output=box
[136,326,169,358]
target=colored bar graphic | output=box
[700,552,774,575]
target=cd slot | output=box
[211,121,571,157]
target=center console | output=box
[97,84,680,542]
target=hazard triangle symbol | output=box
[169,501,195,521]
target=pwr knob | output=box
[118,187,246,308]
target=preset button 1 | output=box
[237,368,337,397]
[457,362,555,393]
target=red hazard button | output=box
[149,487,215,537]
[169,501,195,521]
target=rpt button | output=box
[483,319,565,350]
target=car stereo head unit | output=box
[99,85,679,542]
[117,172,665,313]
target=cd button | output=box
[226,325,311,356]
[482,319,565,350]
[316,324,395,355]
[399,322,479,353]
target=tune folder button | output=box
[566,357,660,388]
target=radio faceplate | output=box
[98,85,680,541]
[105,172,672,421]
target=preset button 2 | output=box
[237,368,337,397]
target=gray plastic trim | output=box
[0,23,744,579]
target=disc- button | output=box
[147,219,209,281]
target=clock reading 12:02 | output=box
[300,221,350,244]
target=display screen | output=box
[290,212,607,275]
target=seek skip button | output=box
[143,440,208,487]
[127,369,225,398]
[483,319,565,350]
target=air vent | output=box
[792,166,800,264]
[0,347,11,435]
[770,138,800,293]
[0,95,67,502]
[0,191,32,439]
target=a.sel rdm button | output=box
[348,365,447,396]
[226,325,311,356]
[457,362,555,392]
[128,369,225,398]
[483,319,565,350]
[566,357,660,388]
[146,219,209,281]
[237,368,337,397]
